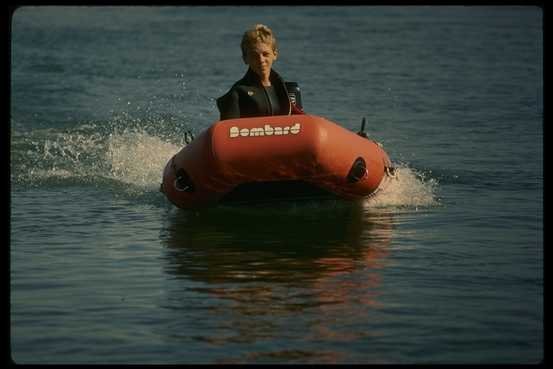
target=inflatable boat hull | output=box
[161,114,392,209]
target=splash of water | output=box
[11,123,182,193]
[106,129,181,189]
[365,163,439,209]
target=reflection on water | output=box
[159,200,395,363]
[161,200,394,284]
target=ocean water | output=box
[10,6,543,364]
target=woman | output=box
[216,24,303,120]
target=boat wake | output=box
[11,121,438,210]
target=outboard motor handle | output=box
[285,81,303,110]
[357,117,368,138]
[184,130,195,144]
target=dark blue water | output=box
[10,6,542,364]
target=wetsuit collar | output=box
[243,67,284,87]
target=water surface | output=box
[11,6,542,364]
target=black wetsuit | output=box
[216,68,292,120]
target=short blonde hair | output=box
[240,24,278,60]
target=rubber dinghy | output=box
[161,114,395,209]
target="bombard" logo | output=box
[229,123,301,138]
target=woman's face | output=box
[244,41,278,80]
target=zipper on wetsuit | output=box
[263,87,273,116]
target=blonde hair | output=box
[240,24,278,60]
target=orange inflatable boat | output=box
[161,114,394,209]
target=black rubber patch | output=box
[174,169,195,192]
[347,157,366,183]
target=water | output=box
[10,6,543,364]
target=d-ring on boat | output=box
[160,114,395,209]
